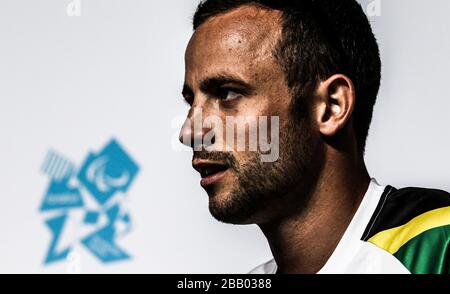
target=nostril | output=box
[179,118,194,147]
[179,129,194,148]
[193,136,204,151]
[201,125,217,149]
[178,117,217,149]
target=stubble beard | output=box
[207,115,319,225]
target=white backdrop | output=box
[0,0,449,274]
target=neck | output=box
[259,149,371,274]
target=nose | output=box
[179,107,215,151]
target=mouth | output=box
[192,160,230,188]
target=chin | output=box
[207,188,233,213]
[207,190,255,225]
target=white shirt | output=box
[249,179,410,274]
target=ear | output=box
[314,74,356,137]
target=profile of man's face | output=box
[180,6,323,225]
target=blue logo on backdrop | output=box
[40,139,139,265]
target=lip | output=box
[200,169,228,187]
[192,160,230,187]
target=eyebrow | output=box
[182,74,255,98]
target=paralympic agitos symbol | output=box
[39,139,139,264]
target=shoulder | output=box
[362,186,450,274]
[248,259,277,274]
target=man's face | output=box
[180,6,321,225]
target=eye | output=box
[218,89,242,102]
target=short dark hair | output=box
[193,0,381,152]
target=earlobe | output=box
[316,74,356,137]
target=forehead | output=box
[185,5,283,81]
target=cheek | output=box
[221,94,291,124]
[224,97,293,154]
[216,97,267,151]
[224,95,270,117]
[267,93,293,123]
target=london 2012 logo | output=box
[39,139,139,265]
